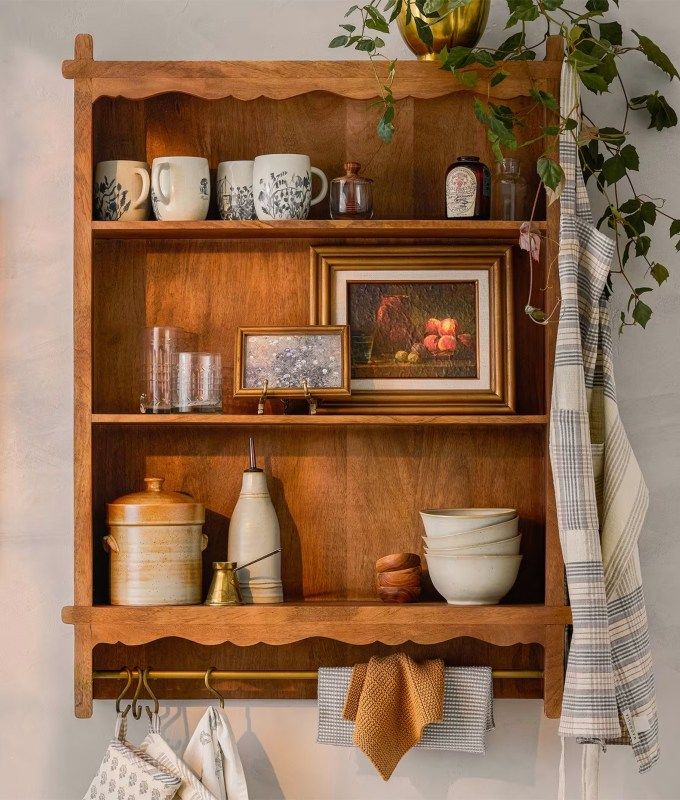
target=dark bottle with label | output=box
[445,156,491,220]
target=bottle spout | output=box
[246,435,263,473]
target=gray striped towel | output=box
[317,666,494,753]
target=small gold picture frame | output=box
[234,326,351,398]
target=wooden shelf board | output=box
[63,603,571,648]
[92,413,548,427]
[91,219,547,241]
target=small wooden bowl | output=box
[376,565,422,588]
[376,552,421,574]
[377,585,421,603]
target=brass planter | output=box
[397,0,490,61]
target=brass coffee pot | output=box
[205,561,243,606]
[204,548,281,606]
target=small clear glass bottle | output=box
[492,158,528,221]
[330,162,374,220]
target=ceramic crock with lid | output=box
[105,477,207,605]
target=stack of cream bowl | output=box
[420,509,522,605]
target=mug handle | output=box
[310,167,328,206]
[151,161,171,205]
[132,167,150,209]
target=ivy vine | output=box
[330,0,678,329]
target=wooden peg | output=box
[74,34,93,61]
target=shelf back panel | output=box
[92,92,547,221]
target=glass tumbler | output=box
[141,326,196,413]
[177,352,223,413]
[492,157,528,221]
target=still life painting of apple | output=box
[347,281,478,380]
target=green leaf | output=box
[670,219,680,237]
[579,70,610,94]
[506,0,540,22]
[601,155,626,185]
[490,69,509,87]
[457,70,479,87]
[345,4,359,17]
[620,144,640,171]
[473,50,496,68]
[651,263,670,285]
[543,125,561,136]
[329,35,349,47]
[585,0,609,12]
[356,38,376,51]
[597,127,625,145]
[340,24,356,32]
[530,87,559,111]
[543,0,563,8]
[377,109,395,143]
[564,118,578,131]
[570,49,601,72]
[641,201,657,225]
[644,92,678,131]
[537,156,565,191]
[599,21,622,46]
[633,30,680,80]
[441,45,475,70]
[493,32,525,60]
[388,0,403,23]
[632,298,653,328]
[635,236,651,257]
[414,17,434,47]
[619,199,641,214]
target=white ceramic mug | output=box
[151,156,210,221]
[94,160,150,221]
[217,160,256,220]
[253,154,328,220]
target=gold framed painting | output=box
[310,245,515,414]
[234,326,351,398]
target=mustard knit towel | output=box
[342,653,444,780]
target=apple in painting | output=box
[423,334,440,354]
[438,335,457,352]
[425,318,441,336]
[458,333,472,348]
[438,318,459,337]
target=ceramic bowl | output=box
[424,534,521,557]
[422,517,519,548]
[425,553,522,605]
[376,565,422,588]
[376,552,421,573]
[420,508,516,537]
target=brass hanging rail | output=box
[94,669,544,681]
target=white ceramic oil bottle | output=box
[227,437,282,603]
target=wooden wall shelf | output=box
[63,33,567,719]
[63,603,572,647]
[91,413,549,427]
[91,219,547,241]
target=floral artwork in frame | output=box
[234,326,351,399]
[310,245,515,414]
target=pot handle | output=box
[103,534,119,553]
[201,533,209,552]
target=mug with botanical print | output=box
[217,160,256,220]
[151,156,210,221]
[94,160,151,221]
[253,154,328,220]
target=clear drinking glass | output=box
[177,352,223,413]
[141,326,196,413]
[492,158,528,221]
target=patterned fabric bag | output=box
[82,713,181,800]
[140,715,219,800]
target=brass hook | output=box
[132,667,160,721]
[302,379,317,415]
[131,667,144,720]
[115,667,133,717]
[205,668,225,709]
[258,380,269,415]
[142,667,160,721]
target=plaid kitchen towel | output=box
[317,666,494,754]
[549,59,659,781]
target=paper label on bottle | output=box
[446,166,477,218]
